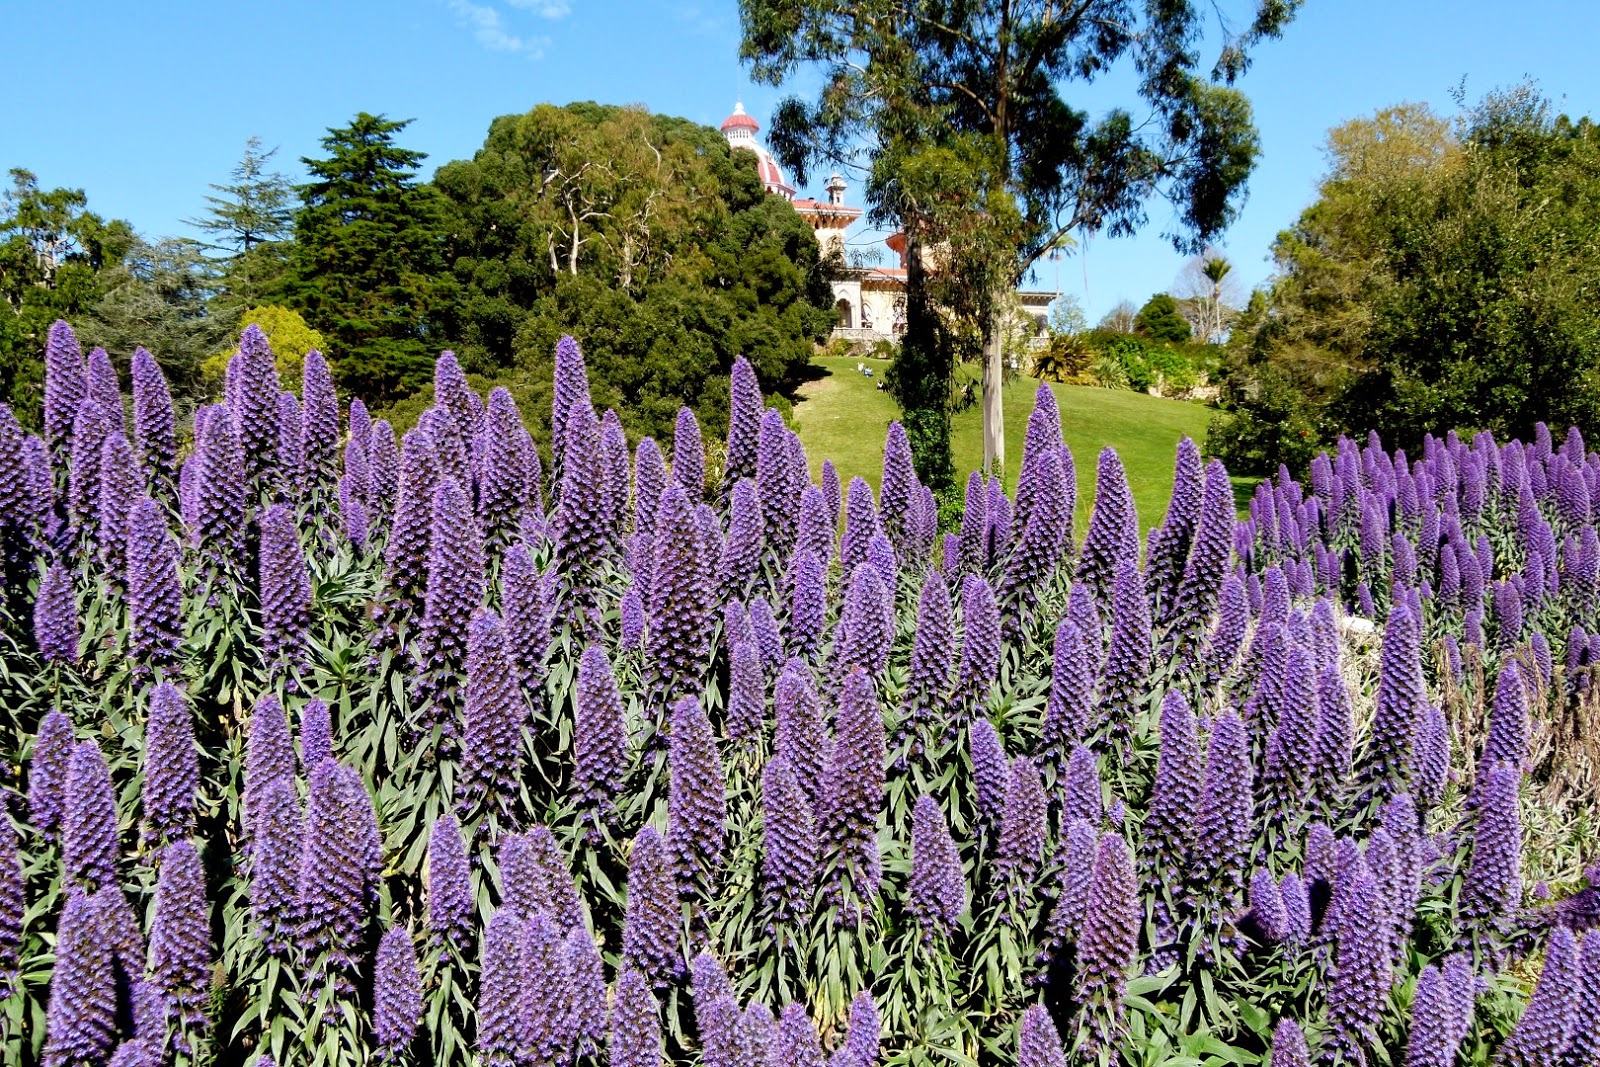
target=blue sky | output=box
[5,0,1599,324]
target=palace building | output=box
[721,102,1057,350]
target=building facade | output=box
[721,103,1056,349]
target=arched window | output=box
[836,298,854,329]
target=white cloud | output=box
[447,0,548,57]
[506,0,570,17]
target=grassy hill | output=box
[793,354,1236,531]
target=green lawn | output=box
[793,354,1234,531]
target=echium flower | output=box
[796,483,833,567]
[549,335,589,489]
[257,503,312,677]
[149,840,211,1035]
[1483,662,1529,770]
[612,967,663,1067]
[740,1003,776,1065]
[673,406,706,502]
[566,928,608,1057]
[995,755,1048,894]
[632,436,666,539]
[95,430,139,584]
[243,694,293,836]
[1061,745,1103,828]
[1017,1004,1069,1067]
[367,419,400,530]
[786,549,827,662]
[1039,618,1094,771]
[833,562,894,685]
[553,400,611,609]
[1097,560,1152,749]
[987,476,1013,562]
[1164,462,1236,665]
[430,352,478,460]
[1075,832,1139,1050]
[227,324,282,495]
[1271,1019,1311,1067]
[194,405,247,575]
[500,544,552,691]
[44,320,88,468]
[63,741,119,892]
[880,421,916,554]
[774,659,827,803]
[298,762,381,980]
[476,908,526,1066]
[821,667,887,905]
[1313,665,1354,801]
[1561,934,1600,1067]
[1323,874,1395,1065]
[1146,437,1204,615]
[1075,448,1139,613]
[297,349,339,500]
[29,710,74,841]
[379,427,438,631]
[726,640,765,748]
[1185,712,1254,926]
[969,717,1010,823]
[1404,965,1467,1067]
[1141,690,1201,890]
[298,697,332,775]
[1202,574,1250,683]
[411,479,487,729]
[668,696,727,896]
[67,401,111,551]
[695,967,741,1067]
[1356,599,1428,802]
[718,479,764,599]
[622,826,679,988]
[42,889,116,1067]
[908,794,965,939]
[1249,868,1287,943]
[34,562,79,666]
[125,497,182,673]
[648,482,712,700]
[338,473,368,548]
[574,643,627,821]
[901,571,955,735]
[841,477,883,578]
[1460,760,1524,940]
[757,409,798,556]
[455,610,527,820]
[276,390,305,500]
[247,776,299,955]
[959,471,989,576]
[373,925,422,1059]
[0,802,21,996]
[520,910,576,1064]
[772,1003,826,1067]
[141,682,197,847]
[476,388,527,554]
[426,813,473,951]
[751,596,786,673]
[999,448,1070,639]
[763,755,817,929]
[954,574,1001,714]
[724,355,763,491]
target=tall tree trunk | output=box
[982,298,1005,477]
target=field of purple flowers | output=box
[0,319,1596,1067]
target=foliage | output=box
[1134,294,1193,344]
[0,169,136,424]
[740,0,1298,486]
[1047,294,1087,338]
[279,113,446,405]
[188,136,299,315]
[1213,86,1600,473]
[1079,331,1217,399]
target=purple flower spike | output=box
[550,335,590,482]
[1248,868,1287,943]
[1075,832,1138,1050]
[228,323,282,495]
[881,421,916,553]
[553,399,611,602]
[300,350,339,498]
[669,696,727,896]
[634,437,667,539]
[1461,760,1524,939]
[477,388,528,554]
[380,427,438,627]
[775,659,826,801]
[673,406,706,502]
[1484,662,1529,771]
[243,694,293,835]
[476,908,526,1065]
[95,430,138,583]
[194,406,248,574]
[44,320,88,466]
[500,545,552,691]
[63,741,118,892]
[785,549,827,663]
[908,794,965,938]
[649,483,712,700]
[125,498,183,672]
[1404,965,1466,1067]
[1324,874,1395,1064]
[725,356,763,490]
[1358,599,1428,802]
[995,755,1048,891]
[1017,1003,1069,1067]
[1146,437,1204,614]
[455,610,527,820]
[412,478,487,727]
[903,572,955,730]
[248,777,300,955]
[1061,745,1103,828]
[0,807,20,996]
[42,889,116,1067]
[298,697,332,772]
[1560,934,1600,1067]
[821,668,887,904]
[841,991,881,1067]
[519,910,576,1064]
[757,410,798,557]
[567,928,609,1056]
[29,710,75,840]
[719,479,765,598]
[367,420,400,529]
[955,574,1002,714]
[34,562,79,665]
[427,813,473,949]
[257,503,311,677]
[1040,618,1094,771]
[726,640,765,748]
[796,483,833,567]
[772,1003,826,1067]
[297,762,381,980]
[1186,712,1254,925]
[622,826,680,987]
[1165,462,1236,663]
[763,755,817,928]
[959,471,989,576]
[612,968,663,1067]
[833,562,894,684]
[373,925,422,1058]
[574,643,627,820]
[1098,560,1152,747]
[1000,448,1071,639]
[968,718,1010,823]
[1075,448,1139,612]
[141,682,198,847]
[149,840,211,1034]
[1270,1019,1310,1067]
[1142,690,1201,888]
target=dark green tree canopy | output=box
[1135,293,1193,342]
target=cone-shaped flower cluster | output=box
[668,696,727,896]
[141,682,197,846]
[455,610,526,820]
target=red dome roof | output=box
[720,101,760,133]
